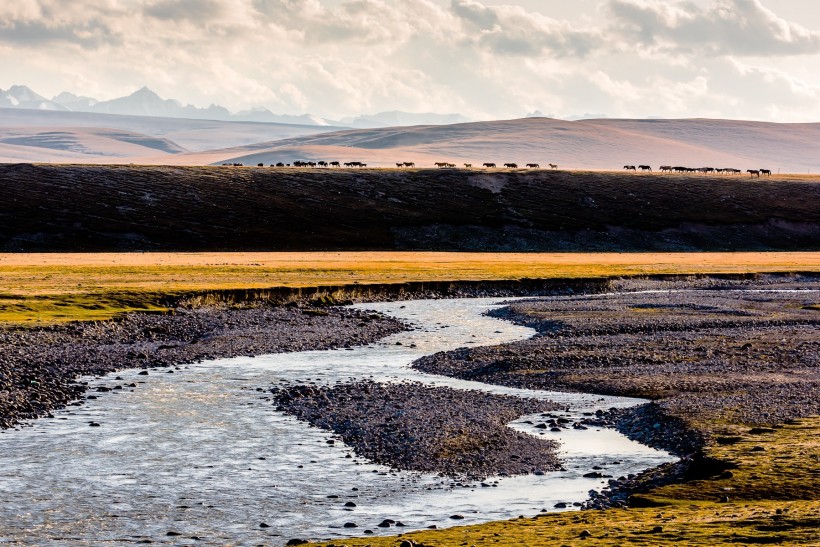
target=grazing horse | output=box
[464,163,472,168]
[403,162,415,168]
[639,165,652,172]
[329,161,340,167]
[526,163,540,168]
[318,161,328,167]
[760,169,772,176]
[504,163,518,168]
[434,162,448,168]
[748,170,760,178]
[549,163,558,169]
[659,165,672,172]
[624,165,636,171]
[483,162,496,168]
[396,162,404,168]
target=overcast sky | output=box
[2,0,820,121]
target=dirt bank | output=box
[2,164,820,251]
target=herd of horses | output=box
[221,161,773,177]
[625,165,772,177]
[224,161,559,169]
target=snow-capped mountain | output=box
[52,91,98,111]
[0,85,67,111]
[0,84,471,128]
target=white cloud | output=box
[607,0,820,56]
[1,0,820,121]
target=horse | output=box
[403,162,415,168]
[638,165,652,172]
[446,163,456,168]
[760,169,772,176]
[330,161,340,167]
[464,163,472,168]
[748,170,760,178]
[504,163,518,168]
[624,165,636,171]
[434,162,448,168]
[549,163,558,170]
[659,166,672,172]
[483,163,496,168]
[526,163,540,169]
[396,163,404,168]
[317,161,328,167]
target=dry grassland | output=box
[2,252,820,323]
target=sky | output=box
[2,0,820,121]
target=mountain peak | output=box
[130,86,161,99]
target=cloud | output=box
[607,0,820,57]
[0,0,124,48]
[451,0,603,57]
[2,0,820,122]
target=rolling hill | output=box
[1,164,818,252]
[219,117,820,173]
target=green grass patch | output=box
[317,418,820,546]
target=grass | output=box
[316,418,820,547]
[2,252,820,323]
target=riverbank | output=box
[314,276,820,546]
[0,304,405,428]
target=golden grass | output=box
[317,418,820,547]
[2,252,820,323]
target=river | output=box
[0,297,674,545]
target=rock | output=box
[259,522,270,528]
[650,525,663,533]
[343,522,357,528]
[399,541,415,547]
[285,540,309,546]
[377,519,392,528]
[554,502,567,508]
[450,514,465,520]
[579,529,592,538]
[89,422,101,427]
[344,501,357,507]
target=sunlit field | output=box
[1,251,819,323]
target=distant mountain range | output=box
[0,85,472,129]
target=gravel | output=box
[0,304,405,428]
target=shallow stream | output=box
[0,298,675,545]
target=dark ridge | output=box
[1,164,819,251]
